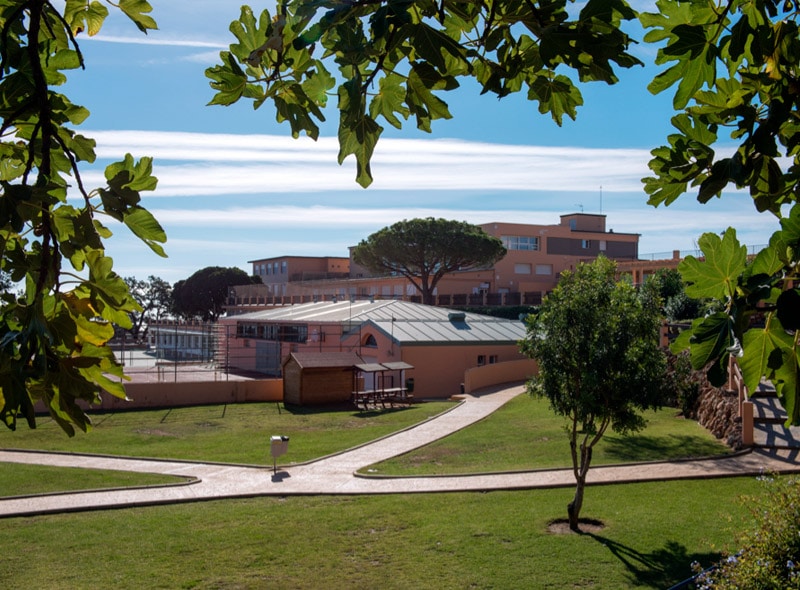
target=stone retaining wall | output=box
[689,376,743,450]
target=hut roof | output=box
[283,351,363,369]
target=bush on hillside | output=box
[694,475,800,589]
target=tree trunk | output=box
[420,284,434,305]
[568,476,586,531]
[568,443,592,531]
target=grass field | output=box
[0,394,761,588]
[1,477,762,589]
[0,400,455,465]
[368,394,730,474]
[0,463,186,497]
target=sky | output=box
[56,1,778,284]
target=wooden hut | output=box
[282,351,363,405]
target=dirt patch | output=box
[134,428,179,437]
[547,518,605,534]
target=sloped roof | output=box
[230,300,527,346]
[283,351,363,369]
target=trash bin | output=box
[270,435,289,458]
[405,378,414,393]
[270,435,289,473]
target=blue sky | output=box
[60,1,777,284]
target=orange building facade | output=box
[231,213,640,311]
[217,300,534,399]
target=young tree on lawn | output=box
[208,1,800,421]
[0,1,163,435]
[124,276,172,341]
[172,267,260,321]
[352,218,506,305]
[520,256,668,531]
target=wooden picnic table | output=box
[351,387,413,411]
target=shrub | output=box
[696,475,800,589]
[664,350,700,416]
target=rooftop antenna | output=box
[574,203,584,213]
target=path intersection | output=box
[1,384,799,518]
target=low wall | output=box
[463,359,538,394]
[95,379,283,411]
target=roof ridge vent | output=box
[448,312,466,322]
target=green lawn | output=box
[368,394,731,475]
[0,401,455,465]
[0,395,768,588]
[0,463,186,497]
[1,477,762,589]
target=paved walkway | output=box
[2,383,800,518]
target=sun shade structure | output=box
[352,360,415,410]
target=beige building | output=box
[248,255,350,297]
[229,213,639,312]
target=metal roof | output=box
[354,361,415,373]
[228,300,527,345]
[354,363,389,373]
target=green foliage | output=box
[207,0,643,187]
[664,291,703,323]
[672,213,800,424]
[639,2,800,423]
[642,0,800,213]
[352,218,506,305]
[171,266,260,321]
[123,275,172,340]
[651,267,685,301]
[522,257,667,436]
[521,256,668,529]
[665,349,702,417]
[701,475,800,589]
[649,267,704,321]
[0,1,165,435]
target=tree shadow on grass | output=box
[587,533,721,588]
[601,433,729,463]
[282,402,412,419]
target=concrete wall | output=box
[400,343,524,399]
[93,379,283,411]
[463,359,538,394]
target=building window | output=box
[477,355,486,366]
[514,263,532,274]
[281,261,287,274]
[535,264,552,275]
[599,240,607,251]
[581,239,592,249]
[502,235,539,251]
[363,334,378,347]
[489,355,498,364]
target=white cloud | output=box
[83,130,655,195]
[85,35,225,49]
